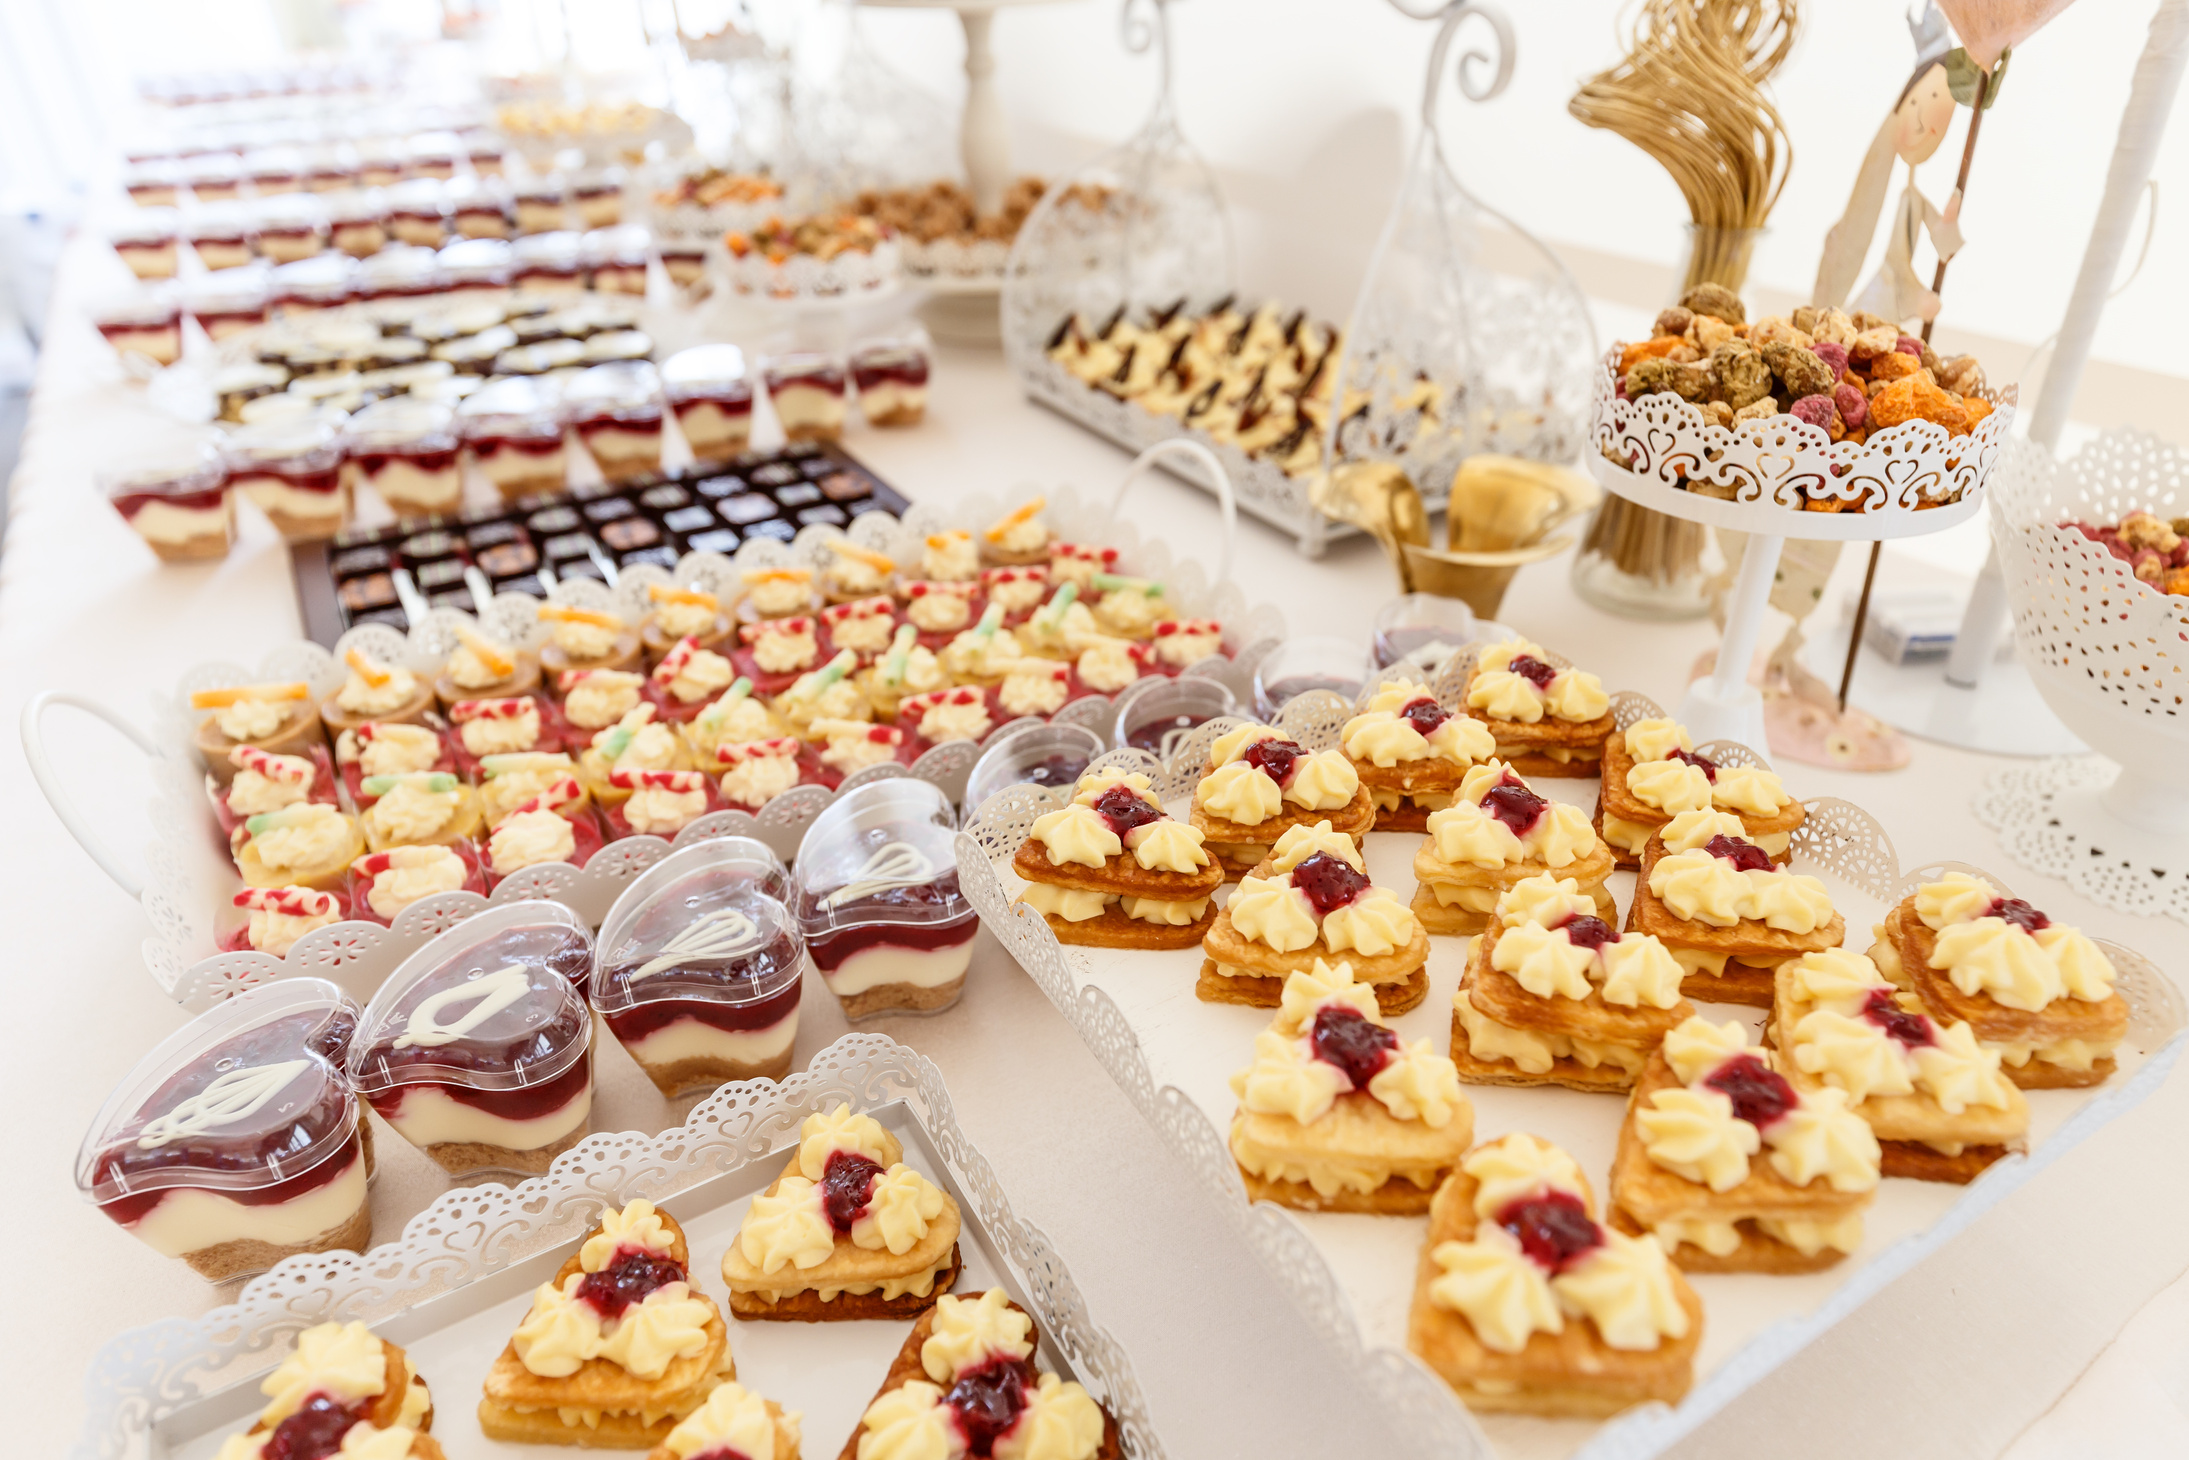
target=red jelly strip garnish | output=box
[1398,695,1450,737]
[1241,737,1303,786]
[576,1247,687,1319]
[1861,987,1935,1048]
[1291,851,1370,914]
[1986,896,2052,933]
[1702,834,1774,872]
[1309,1004,1397,1088]
[1507,654,1557,689]
[1703,1053,1798,1130]
[1554,913,1618,950]
[820,1149,885,1234]
[1482,779,1547,837]
[1496,1190,1603,1274]
[1090,785,1162,838]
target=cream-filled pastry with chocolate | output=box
[321,650,436,738]
[1628,811,1840,1006]
[1451,875,1694,1093]
[539,604,643,682]
[646,1381,800,1460]
[1202,827,1428,1013]
[194,682,326,784]
[1770,949,2029,1183]
[1189,722,1371,877]
[979,497,1051,566]
[1462,641,1612,777]
[1610,1017,1879,1272]
[1410,763,1614,935]
[721,1104,961,1320]
[479,1200,733,1447]
[212,1321,440,1459]
[433,625,540,708]
[1012,769,1221,948]
[1407,1134,1699,1418]
[1341,680,1498,831]
[839,1288,1120,1460]
[1597,718,1803,867]
[1874,872,2128,1090]
[1227,959,1470,1212]
[641,584,733,666]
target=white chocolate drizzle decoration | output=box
[135,1060,310,1148]
[392,964,533,1049]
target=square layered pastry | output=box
[213,1320,440,1458]
[1337,678,1499,832]
[1595,716,1804,868]
[1459,640,1612,778]
[1189,722,1373,878]
[1410,761,1616,935]
[1013,768,1223,948]
[1201,824,1429,1013]
[1628,810,1842,1006]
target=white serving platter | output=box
[74,1034,1162,1460]
[956,690,2187,1460]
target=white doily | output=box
[1975,755,2189,925]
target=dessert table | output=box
[9,229,2187,1460]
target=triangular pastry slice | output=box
[722,1104,962,1321]
[216,1320,441,1459]
[1227,959,1472,1213]
[835,1289,1120,1460]
[646,1380,801,1460]
[1626,811,1842,1006]
[478,1199,735,1447]
[1408,1134,1700,1417]
[1200,823,1430,1014]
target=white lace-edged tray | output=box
[73,1035,1163,1460]
[955,689,2187,1460]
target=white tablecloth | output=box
[8,234,2186,1460]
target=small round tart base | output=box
[320,682,437,738]
[642,614,734,666]
[432,654,542,709]
[539,634,644,685]
[196,704,326,785]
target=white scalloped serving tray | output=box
[72,1035,1163,1460]
[955,689,2186,1460]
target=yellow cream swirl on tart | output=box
[1013,768,1221,947]
[1627,810,1841,1008]
[1409,763,1615,934]
[1598,717,1803,862]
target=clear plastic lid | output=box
[459,374,565,436]
[662,343,748,398]
[444,176,509,214]
[182,151,243,186]
[386,177,448,217]
[329,189,390,225]
[100,431,226,503]
[572,166,626,196]
[358,245,445,295]
[185,269,271,316]
[438,237,513,285]
[763,351,845,391]
[223,415,343,470]
[348,900,594,1095]
[1112,674,1238,756]
[185,202,255,242]
[244,146,304,184]
[583,329,653,366]
[513,175,567,203]
[347,396,458,451]
[270,253,357,304]
[496,338,588,376]
[408,300,509,342]
[109,208,179,245]
[407,130,462,168]
[513,231,583,270]
[91,286,181,328]
[790,779,971,941]
[433,324,518,369]
[254,192,328,234]
[76,978,360,1204]
[582,224,649,266]
[240,393,350,428]
[592,839,802,1018]
[965,722,1107,813]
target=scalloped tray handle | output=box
[1111,440,1238,589]
[20,691,158,901]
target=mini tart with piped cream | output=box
[1873,872,2128,1090]
[321,649,436,737]
[477,752,596,827]
[1627,811,1842,1007]
[858,625,950,722]
[432,626,540,709]
[837,1288,1120,1460]
[537,604,643,682]
[349,844,486,926]
[600,769,727,842]
[1769,948,2030,1184]
[220,885,349,958]
[1407,1134,1699,1418]
[646,636,743,722]
[1409,763,1615,936]
[897,685,1004,754]
[679,678,784,761]
[917,528,980,584]
[978,497,1051,567]
[1227,959,1471,1212]
[901,579,983,650]
[937,605,1025,688]
[1201,826,1429,1014]
[559,667,650,737]
[1017,582,1102,661]
[818,594,903,664]
[640,584,734,666]
[1085,573,1173,642]
[820,538,899,604]
[1450,875,1694,1094]
[1461,641,1612,778]
[1608,1016,1880,1274]
[576,704,689,806]
[357,772,483,853]
[731,615,827,698]
[1012,769,1222,948]
[1341,679,1499,833]
[773,651,874,739]
[213,743,340,840]
[645,1381,801,1460]
[235,803,368,894]
[1595,717,1803,867]
[215,1320,440,1460]
[479,1199,735,1448]
[980,564,1049,626]
[1189,723,1372,877]
[193,682,326,785]
[737,566,820,623]
[712,736,837,811]
[722,1104,962,1321]
[334,721,457,810]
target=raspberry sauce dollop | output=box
[1860,987,1935,1048]
[1506,654,1557,689]
[1310,1004,1398,1088]
[1241,737,1304,785]
[577,1247,687,1319]
[1090,785,1163,838]
[1554,913,1618,950]
[1668,748,1719,782]
[1987,896,2052,934]
[1482,779,1547,837]
[1496,1190,1603,1273]
[260,1394,363,1460]
[1398,696,1450,738]
[945,1356,1035,1456]
[1290,850,1369,914]
[1702,834,1774,873]
[820,1149,886,1233]
[1704,1053,1798,1129]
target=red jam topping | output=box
[576,1246,687,1319]
[1241,737,1303,785]
[1496,1190,1602,1273]
[1482,778,1547,837]
[1398,696,1450,737]
[261,1394,364,1460]
[1091,785,1163,838]
[946,1356,1035,1456]
[1702,834,1774,873]
[1861,987,1935,1048]
[820,1149,885,1234]
[1987,896,2052,934]
[1309,1004,1397,1088]
[1704,1053,1797,1129]
[1507,654,1557,689]
[1668,747,1719,781]
[1291,851,1370,915]
[1554,913,1618,950]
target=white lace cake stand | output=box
[1975,429,2189,923]
[1588,352,2012,749]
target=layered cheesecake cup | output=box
[343,397,462,518]
[594,838,805,1095]
[567,360,664,484]
[328,190,391,258]
[763,353,847,443]
[349,901,597,1175]
[103,437,232,562]
[793,780,977,1018]
[852,341,930,426]
[254,192,329,264]
[78,978,369,1280]
[663,344,753,462]
[460,376,568,501]
[110,208,180,279]
[186,270,272,344]
[512,230,585,293]
[93,289,183,367]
